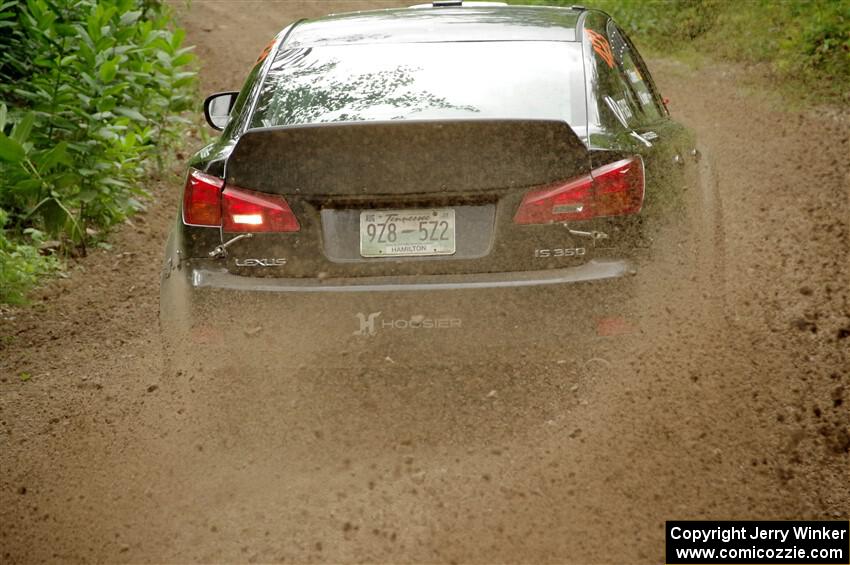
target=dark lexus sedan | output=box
[160,1,704,369]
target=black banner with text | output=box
[666,521,849,564]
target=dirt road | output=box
[1,2,848,563]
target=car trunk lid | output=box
[221,119,593,278]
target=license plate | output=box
[359,208,456,257]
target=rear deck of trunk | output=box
[220,120,599,278]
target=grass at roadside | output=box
[0,0,197,304]
[514,0,850,104]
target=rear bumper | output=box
[160,259,638,367]
[190,258,634,293]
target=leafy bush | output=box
[516,0,850,102]
[706,0,850,94]
[0,0,196,303]
[0,208,59,304]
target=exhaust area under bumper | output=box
[161,260,638,369]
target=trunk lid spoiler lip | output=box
[224,118,592,197]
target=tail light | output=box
[183,169,223,226]
[182,168,299,232]
[514,156,644,224]
[222,186,299,232]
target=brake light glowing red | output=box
[182,168,300,232]
[183,169,223,226]
[514,156,644,224]
[222,186,300,233]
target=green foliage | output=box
[0,209,59,304]
[707,0,850,93]
[514,0,850,102]
[0,0,196,303]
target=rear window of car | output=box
[250,42,587,129]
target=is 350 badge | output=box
[534,247,586,258]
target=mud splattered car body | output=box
[160,2,701,367]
